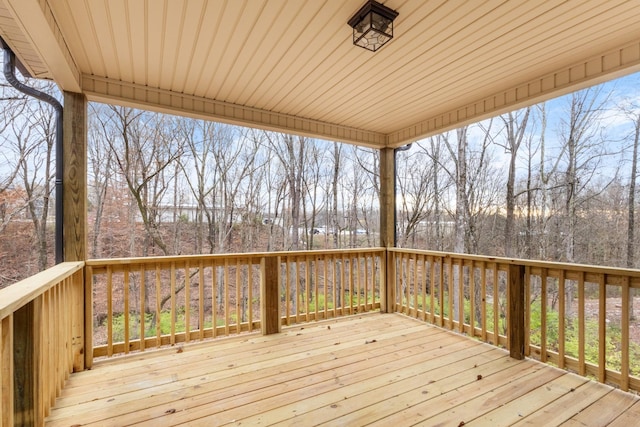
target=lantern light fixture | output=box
[348,0,399,52]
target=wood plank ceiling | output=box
[1,0,640,148]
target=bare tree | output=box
[13,89,58,270]
[622,101,640,320]
[496,108,531,257]
[87,104,114,257]
[96,105,183,256]
[396,148,433,248]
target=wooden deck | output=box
[45,313,640,427]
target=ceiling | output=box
[1,0,640,148]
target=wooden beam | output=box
[261,256,281,335]
[508,264,526,360]
[83,76,387,149]
[62,91,87,262]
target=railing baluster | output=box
[470,262,476,337]
[492,263,499,345]
[541,268,548,363]
[365,254,371,312]
[558,270,565,369]
[323,256,329,318]
[438,257,444,327]
[140,266,145,351]
[296,256,302,322]
[170,262,176,346]
[285,257,291,325]
[340,255,346,316]
[224,259,230,336]
[2,314,14,426]
[123,266,130,354]
[622,276,630,391]
[212,262,217,339]
[332,255,337,318]
[199,261,205,339]
[305,256,311,321]
[247,261,253,333]
[420,254,426,322]
[598,273,606,383]
[458,260,464,333]
[314,256,319,318]
[355,254,361,313]
[413,255,419,318]
[401,253,407,315]
[107,266,113,357]
[236,258,241,335]
[185,261,191,343]
[448,258,454,330]
[155,266,161,347]
[578,271,585,376]
[84,266,94,369]
[524,266,531,357]
[481,261,487,342]
[429,256,436,325]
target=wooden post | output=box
[62,91,87,262]
[13,300,40,426]
[508,264,526,360]
[1,315,14,427]
[261,256,281,335]
[380,147,395,313]
[63,91,87,371]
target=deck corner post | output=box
[261,256,281,335]
[508,264,526,360]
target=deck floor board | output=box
[46,313,640,426]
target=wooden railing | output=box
[389,248,640,392]
[5,246,640,424]
[86,248,384,360]
[0,261,85,426]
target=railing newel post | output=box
[508,264,526,360]
[261,256,281,335]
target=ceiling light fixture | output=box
[348,0,399,52]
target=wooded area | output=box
[1,74,640,288]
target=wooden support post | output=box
[508,264,526,360]
[13,301,40,426]
[380,147,395,313]
[63,91,88,371]
[261,256,281,335]
[1,315,14,427]
[62,91,87,262]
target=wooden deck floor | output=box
[46,313,640,426]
